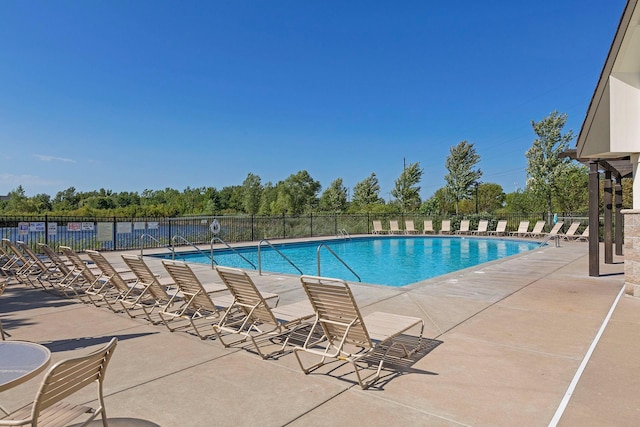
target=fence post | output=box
[282,213,286,239]
[45,214,48,245]
[112,217,117,251]
[310,213,313,237]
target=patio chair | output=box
[487,220,508,236]
[121,254,179,324]
[539,221,564,238]
[455,220,470,235]
[214,266,314,359]
[389,220,402,235]
[524,220,546,238]
[16,241,63,290]
[85,250,143,312]
[423,220,435,234]
[440,220,452,235]
[58,246,101,300]
[404,220,419,235]
[471,220,489,236]
[509,221,530,237]
[372,220,387,235]
[575,226,590,242]
[0,337,117,427]
[37,243,76,292]
[559,221,581,240]
[0,239,31,282]
[294,275,424,389]
[160,260,236,339]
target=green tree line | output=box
[0,112,630,218]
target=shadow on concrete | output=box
[42,332,158,352]
[68,418,161,427]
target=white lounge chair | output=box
[455,220,470,235]
[509,221,530,237]
[559,222,581,240]
[372,220,387,235]
[404,220,419,234]
[423,220,435,234]
[487,220,507,236]
[389,220,402,235]
[524,221,546,238]
[539,221,564,238]
[440,220,452,235]
[471,220,489,236]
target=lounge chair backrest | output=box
[531,221,546,234]
[405,220,416,231]
[389,220,400,231]
[441,220,451,232]
[60,246,99,284]
[517,221,530,233]
[300,275,372,349]
[459,220,469,232]
[121,255,171,301]
[372,220,383,232]
[477,220,488,232]
[1,239,29,265]
[86,250,131,293]
[495,220,507,232]
[38,243,72,276]
[163,261,218,312]
[565,222,581,236]
[423,220,434,232]
[30,338,117,422]
[16,241,48,271]
[548,221,564,234]
[215,266,278,325]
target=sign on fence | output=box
[18,222,29,236]
[47,222,57,236]
[97,222,113,242]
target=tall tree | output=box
[553,164,588,214]
[525,110,573,222]
[391,162,423,212]
[242,173,262,215]
[319,178,348,212]
[352,173,383,208]
[444,141,482,214]
[278,170,321,214]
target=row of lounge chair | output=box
[0,239,424,390]
[372,219,589,240]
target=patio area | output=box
[0,240,636,426]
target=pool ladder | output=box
[317,244,361,282]
[338,229,350,239]
[258,239,304,276]
[538,234,561,248]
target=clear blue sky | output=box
[0,0,627,201]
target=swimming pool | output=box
[152,236,540,287]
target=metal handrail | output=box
[538,234,560,248]
[210,237,256,270]
[139,234,174,257]
[338,229,350,239]
[258,239,304,276]
[317,243,361,282]
[171,235,214,263]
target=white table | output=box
[0,341,51,392]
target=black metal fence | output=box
[0,212,590,252]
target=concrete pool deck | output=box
[0,239,636,426]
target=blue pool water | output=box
[152,237,539,287]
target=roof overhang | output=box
[576,0,640,163]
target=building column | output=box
[588,162,599,277]
[615,176,623,256]
[604,171,613,264]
